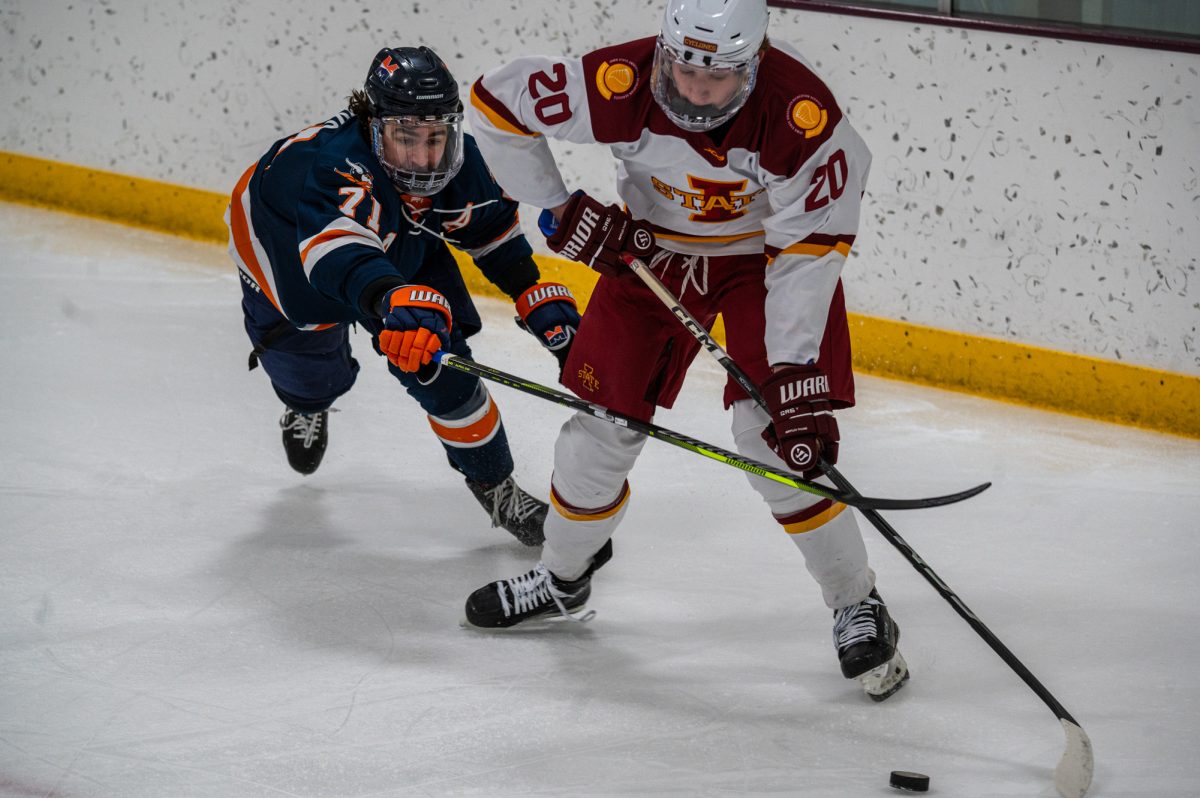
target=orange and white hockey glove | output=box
[377,285,452,372]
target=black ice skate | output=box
[463,539,613,629]
[464,474,548,546]
[280,408,329,475]
[833,588,909,702]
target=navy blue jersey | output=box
[228,110,537,330]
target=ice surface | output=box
[1,202,1197,797]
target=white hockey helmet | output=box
[652,0,769,132]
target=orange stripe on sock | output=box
[427,397,501,447]
[778,499,847,534]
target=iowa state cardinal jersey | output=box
[227,111,533,329]
[467,37,871,366]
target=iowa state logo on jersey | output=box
[650,175,765,223]
[788,95,829,139]
[594,59,638,101]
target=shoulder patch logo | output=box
[595,60,637,101]
[789,96,829,139]
[334,158,374,191]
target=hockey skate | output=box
[463,539,613,629]
[464,474,548,546]
[280,408,329,475]
[833,588,909,702]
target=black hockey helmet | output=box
[364,46,462,118]
[363,46,465,196]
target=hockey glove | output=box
[761,363,840,475]
[377,285,452,372]
[515,282,580,374]
[540,191,655,277]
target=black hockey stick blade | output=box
[874,479,990,509]
[434,352,989,512]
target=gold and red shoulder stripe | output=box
[469,80,539,138]
[765,232,856,265]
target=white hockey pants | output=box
[542,400,874,609]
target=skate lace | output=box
[497,563,595,624]
[833,597,882,649]
[650,249,709,298]
[280,411,323,449]
[484,476,542,527]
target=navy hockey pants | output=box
[240,279,513,485]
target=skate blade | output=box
[459,605,595,632]
[859,650,909,702]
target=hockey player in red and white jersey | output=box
[462,0,907,700]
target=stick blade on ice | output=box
[1054,719,1094,798]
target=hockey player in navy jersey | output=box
[227,46,581,546]
[461,0,908,700]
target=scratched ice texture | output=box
[1,202,1198,797]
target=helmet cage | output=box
[651,37,759,132]
[370,112,465,196]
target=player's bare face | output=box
[670,63,741,109]
[383,124,449,172]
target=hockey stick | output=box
[622,254,1093,798]
[434,351,985,512]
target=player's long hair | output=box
[348,90,371,135]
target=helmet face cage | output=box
[651,37,759,132]
[370,113,465,196]
[362,46,464,194]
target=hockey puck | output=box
[889,771,930,792]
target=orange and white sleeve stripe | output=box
[462,217,523,260]
[299,216,386,280]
